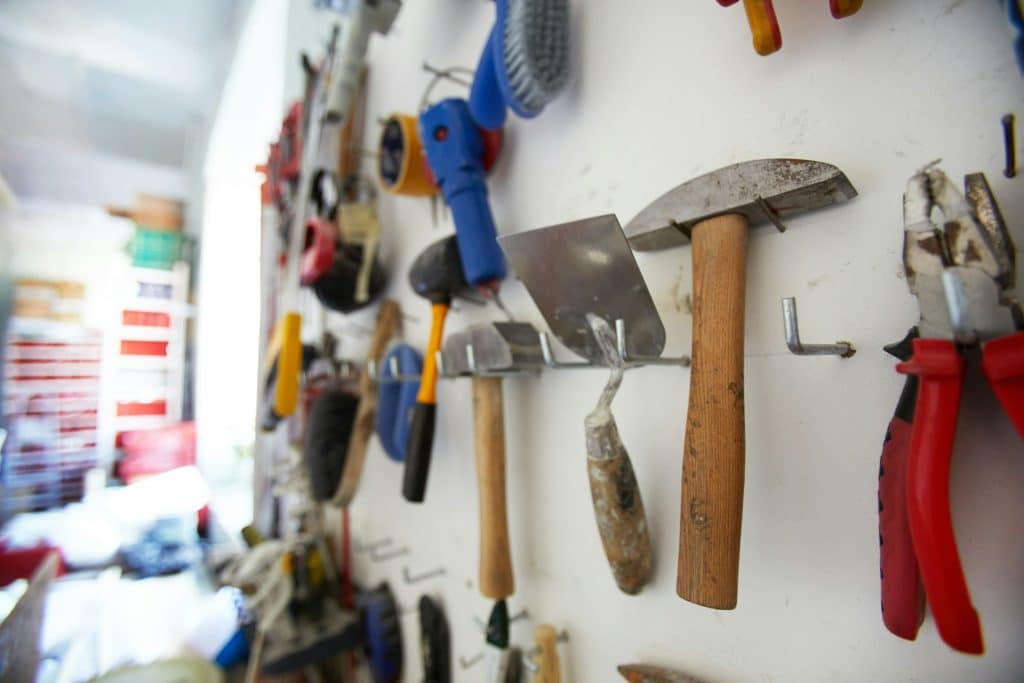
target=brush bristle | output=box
[502,0,570,115]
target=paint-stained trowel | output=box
[499,216,657,593]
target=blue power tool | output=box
[419,98,506,290]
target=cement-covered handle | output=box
[587,447,652,595]
[678,213,748,609]
[333,299,402,507]
[474,376,514,599]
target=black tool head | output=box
[408,236,473,304]
[303,387,359,502]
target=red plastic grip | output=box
[982,331,1024,439]
[896,339,983,654]
[878,414,924,640]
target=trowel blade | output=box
[498,214,665,363]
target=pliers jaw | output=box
[901,165,1022,344]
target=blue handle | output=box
[420,99,507,287]
[376,345,422,463]
[469,27,507,130]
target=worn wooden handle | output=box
[586,442,652,596]
[332,300,402,506]
[474,376,514,599]
[678,213,748,609]
[533,624,561,683]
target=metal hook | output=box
[419,62,475,112]
[781,297,855,358]
[370,545,409,562]
[459,653,483,670]
[354,537,392,553]
[614,319,690,367]
[538,331,593,369]
[366,358,423,384]
[403,565,446,584]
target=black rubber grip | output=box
[402,402,436,502]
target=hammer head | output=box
[408,235,474,303]
[624,158,857,251]
[441,322,544,375]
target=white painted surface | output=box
[279,1,1024,681]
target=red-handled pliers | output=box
[878,165,1024,655]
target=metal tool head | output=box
[624,158,858,251]
[901,165,1021,342]
[498,214,666,363]
[408,235,474,303]
[441,322,544,374]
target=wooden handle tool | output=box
[678,214,748,609]
[332,299,401,506]
[532,624,562,683]
[474,375,515,599]
[585,315,652,595]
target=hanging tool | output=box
[404,236,477,502]
[442,323,546,599]
[420,98,507,292]
[878,165,1024,655]
[624,158,857,609]
[583,315,653,594]
[375,344,424,462]
[273,28,343,419]
[499,216,659,594]
[617,664,704,683]
[716,0,863,56]
[419,595,452,683]
[468,0,570,130]
[483,600,520,683]
[332,300,402,506]
[530,624,562,683]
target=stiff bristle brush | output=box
[469,0,570,130]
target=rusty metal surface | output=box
[623,158,857,251]
[901,165,1019,342]
[498,214,666,363]
[617,664,704,683]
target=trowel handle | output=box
[403,303,449,503]
[678,213,748,610]
[586,433,652,595]
[473,376,514,599]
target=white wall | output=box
[194,0,286,486]
[318,1,1024,682]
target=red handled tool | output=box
[716,0,862,55]
[879,165,1024,655]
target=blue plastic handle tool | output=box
[376,345,422,462]
[419,98,507,288]
[469,26,507,130]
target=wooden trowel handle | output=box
[473,376,514,599]
[678,213,748,609]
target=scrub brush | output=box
[469,0,570,130]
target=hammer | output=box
[404,235,476,502]
[442,322,545,599]
[624,159,856,608]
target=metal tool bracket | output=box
[782,297,856,358]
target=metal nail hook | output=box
[614,318,690,366]
[403,565,446,584]
[781,297,855,357]
[459,653,483,670]
[370,545,409,562]
[355,537,392,553]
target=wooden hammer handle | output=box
[333,299,401,507]
[473,375,515,599]
[678,213,748,609]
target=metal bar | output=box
[781,297,855,358]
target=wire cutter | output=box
[878,164,1024,654]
